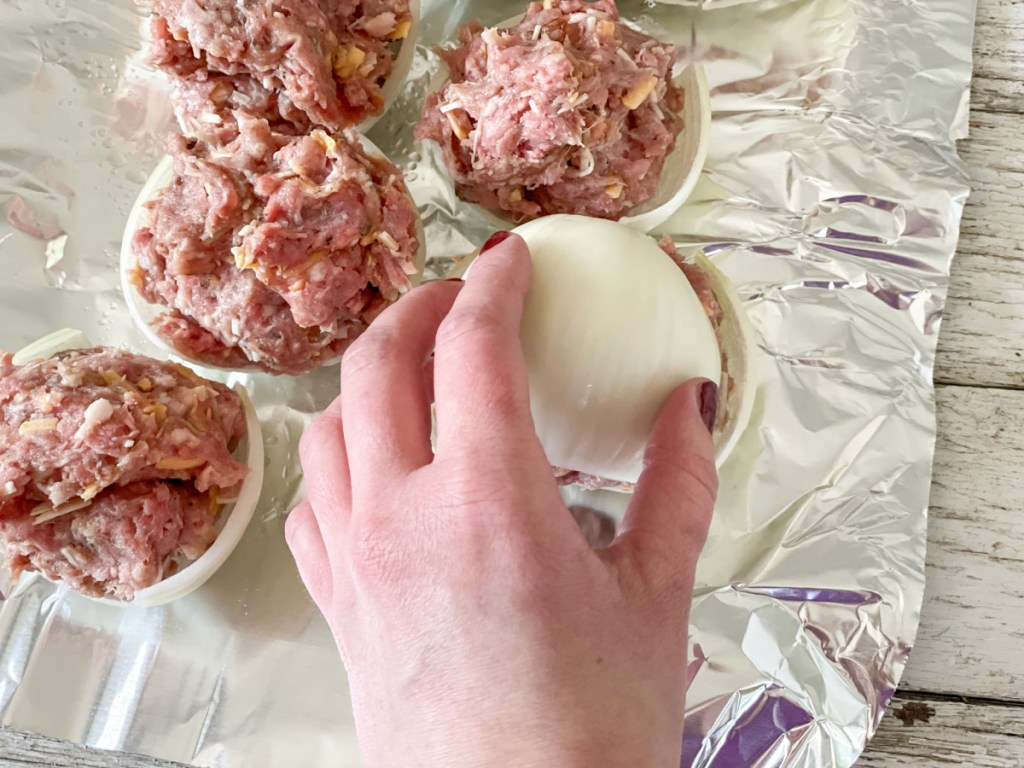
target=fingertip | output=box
[286,501,334,605]
[298,399,342,472]
[481,230,514,253]
[285,501,317,554]
[698,379,719,435]
[469,231,531,286]
[648,379,718,462]
[644,379,719,508]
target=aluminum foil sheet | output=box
[0,0,975,765]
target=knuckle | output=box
[435,304,504,351]
[438,351,529,426]
[342,326,403,379]
[477,379,528,425]
[680,451,719,511]
[646,443,719,512]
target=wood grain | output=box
[971,0,1024,114]
[935,111,1024,389]
[860,694,1024,767]
[0,727,185,767]
[931,0,1024,390]
[898,385,1024,700]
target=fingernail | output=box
[699,380,719,434]
[480,231,512,254]
[445,277,463,282]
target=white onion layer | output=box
[10,328,91,366]
[512,215,721,484]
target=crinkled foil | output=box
[0,0,974,765]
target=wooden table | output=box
[1,0,1021,764]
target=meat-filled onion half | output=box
[1,330,264,607]
[145,0,421,138]
[121,131,426,376]
[416,0,711,232]
[467,215,757,490]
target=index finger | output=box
[432,233,544,463]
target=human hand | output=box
[286,233,719,768]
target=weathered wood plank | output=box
[930,0,1024,392]
[935,111,1024,389]
[0,726,185,767]
[970,0,1024,114]
[859,695,1024,767]
[898,384,1024,700]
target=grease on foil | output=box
[0,0,974,766]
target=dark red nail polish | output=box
[445,277,463,282]
[480,231,512,254]
[699,380,719,434]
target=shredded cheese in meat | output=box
[390,19,412,40]
[19,418,59,436]
[622,75,659,110]
[156,457,207,471]
[30,497,94,526]
[378,231,401,252]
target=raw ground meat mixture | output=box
[131,124,420,375]
[149,0,413,136]
[554,238,726,491]
[416,0,685,221]
[131,1,420,374]
[0,348,249,599]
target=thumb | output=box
[613,379,719,588]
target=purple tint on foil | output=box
[821,242,936,272]
[734,585,883,605]
[681,690,814,768]
[750,245,796,257]
[801,279,854,290]
[819,228,886,244]
[865,275,927,311]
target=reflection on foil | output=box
[0,0,975,766]
[5,197,65,242]
[685,686,816,768]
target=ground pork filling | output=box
[554,238,726,492]
[0,348,249,600]
[148,0,413,137]
[415,0,685,222]
[131,124,420,375]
